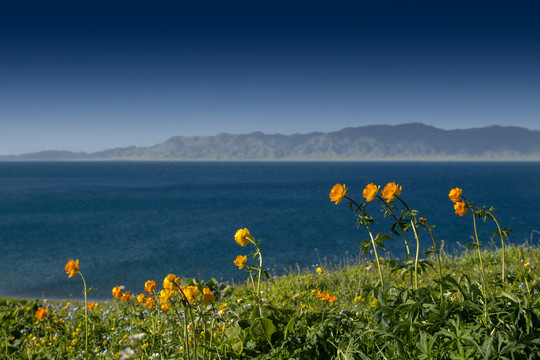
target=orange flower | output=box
[144,280,158,295]
[234,255,247,269]
[381,182,402,202]
[329,184,348,204]
[448,188,462,203]
[183,286,200,303]
[146,296,155,308]
[235,228,252,247]
[362,183,380,202]
[65,259,80,278]
[159,288,175,304]
[112,285,123,299]
[161,303,170,313]
[121,292,131,302]
[454,201,467,216]
[35,307,47,321]
[163,274,180,291]
[202,287,215,305]
[137,293,147,304]
[87,302,96,311]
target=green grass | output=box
[2,243,540,359]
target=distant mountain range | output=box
[2,123,540,161]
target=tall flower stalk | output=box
[420,217,444,303]
[331,184,385,286]
[449,188,488,296]
[234,228,266,315]
[65,259,89,355]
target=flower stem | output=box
[472,213,488,297]
[346,196,384,286]
[487,212,506,287]
[78,272,88,355]
[426,222,444,304]
[396,196,421,290]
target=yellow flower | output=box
[354,296,362,303]
[363,183,380,202]
[329,183,348,204]
[524,260,531,270]
[141,342,149,350]
[87,302,96,311]
[144,280,158,295]
[137,294,147,304]
[184,286,200,303]
[454,201,467,216]
[112,286,123,300]
[71,339,77,346]
[146,296,155,308]
[316,267,324,275]
[161,303,170,313]
[371,299,378,307]
[121,292,131,302]
[202,287,215,305]
[235,228,252,247]
[65,259,80,278]
[234,255,248,269]
[35,307,47,321]
[163,274,180,291]
[448,187,462,203]
[381,182,402,202]
[159,289,175,304]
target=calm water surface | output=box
[0,161,538,299]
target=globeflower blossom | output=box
[146,297,155,309]
[163,274,180,291]
[235,228,252,247]
[159,289,175,304]
[65,259,80,278]
[121,292,132,302]
[316,267,324,275]
[144,280,158,295]
[202,287,215,305]
[234,255,247,269]
[362,183,380,202]
[329,184,348,204]
[137,294,147,304]
[454,201,467,216]
[381,182,402,202]
[112,286,123,300]
[36,307,47,321]
[87,302,96,311]
[448,187,463,203]
[183,286,200,303]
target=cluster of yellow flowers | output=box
[330,182,403,204]
[111,275,216,313]
[449,187,467,216]
[312,289,337,303]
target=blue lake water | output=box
[0,161,539,300]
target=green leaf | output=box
[232,341,243,355]
[249,317,276,343]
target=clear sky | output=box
[1,0,539,155]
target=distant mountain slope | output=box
[2,123,540,161]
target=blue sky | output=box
[1,0,539,155]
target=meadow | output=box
[2,182,540,359]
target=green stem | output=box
[78,272,88,355]
[378,196,413,288]
[472,213,488,297]
[426,223,444,303]
[396,196,421,290]
[2,328,8,358]
[346,196,384,286]
[487,212,506,287]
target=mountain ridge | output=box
[2,123,540,161]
